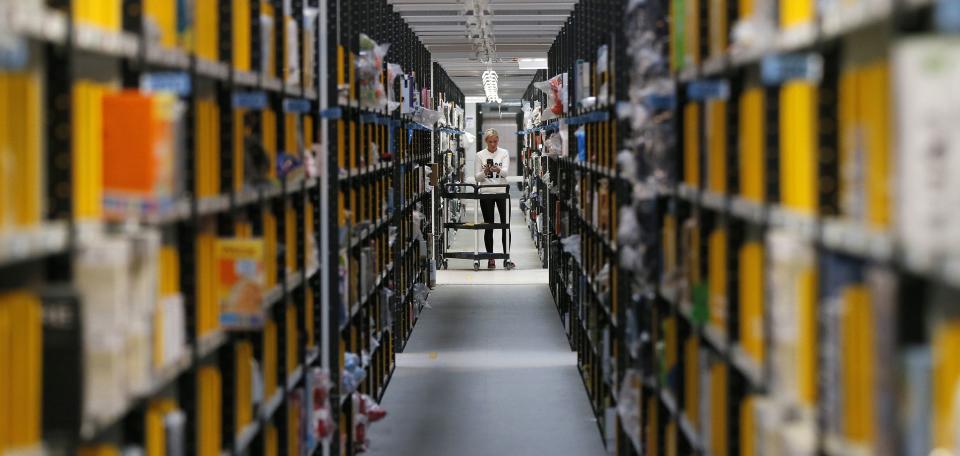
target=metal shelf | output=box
[0,222,69,267]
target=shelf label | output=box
[141,72,191,96]
[761,53,823,85]
[233,91,268,109]
[936,0,960,32]
[641,94,677,110]
[282,98,311,113]
[0,38,28,70]
[686,80,729,101]
[319,107,342,119]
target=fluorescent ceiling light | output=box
[517,58,548,69]
[465,96,487,103]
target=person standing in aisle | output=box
[475,128,511,269]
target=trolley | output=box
[439,183,515,271]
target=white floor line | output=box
[436,268,548,285]
[396,350,577,369]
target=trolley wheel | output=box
[473,261,480,271]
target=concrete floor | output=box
[367,198,607,456]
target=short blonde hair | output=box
[483,128,499,141]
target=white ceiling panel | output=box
[388,0,575,99]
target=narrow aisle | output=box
[367,198,607,456]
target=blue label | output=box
[644,94,677,110]
[0,38,28,71]
[761,54,823,85]
[282,98,311,113]
[233,91,268,109]
[936,0,960,32]
[686,80,729,101]
[320,107,343,119]
[141,72,191,96]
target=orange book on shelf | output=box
[780,0,814,28]
[708,227,728,335]
[932,316,960,449]
[779,81,818,214]
[194,0,219,61]
[232,0,251,71]
[709,0,729,58]
[263,318,278,396]
[0,69,43,230]
[234,109,246,191]
[739,87,765,202]
[285,203,297,273]
[707,100,727,194]
[739,240,764,363]
[797,267,818,405]
[684,103,701,188]
[234,341,254,432]
[840,286,875,445]
[197,365,222,456]
[285,304,298,375]
[102,91,175,200]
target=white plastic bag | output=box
[534,74,566,120]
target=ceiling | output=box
[386,0,577,100]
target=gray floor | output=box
[367,197,607,456]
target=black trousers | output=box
[479,198,508,254]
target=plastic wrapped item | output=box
[534,74,566,120]
[532,100,543,125]
[618,206,642,246]
[357,393,387,423]
[412,211,425,241]
[545,132,563,157]
[350,392,388,452]
[729,0,777,57]
[596,45,610,106]
[411,106,442,128]
[284,15,300,84]
[386,63,403,112]
[560,234,581,263]
[341,352,366,394]
[309,367,336,442]
[412,282,430,310]
[521,101,534,130]
[617,149,638,182]
[357,33,390,111]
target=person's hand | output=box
[490,165,501,174]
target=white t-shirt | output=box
[474,147,510,194]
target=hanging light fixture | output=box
[464,0,500,103]
[481,69,501,104]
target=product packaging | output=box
[216,238,266,329]
[534,74,567,120]
[357,34,390,111]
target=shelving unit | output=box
[535,0,629,453]
[0,0,452,455]
[0,1,328,455]
[429,63,467,271]
[519,70,552,269]
[325,0,442,453]
[611,0,960,455]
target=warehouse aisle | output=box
[367,199,606,456]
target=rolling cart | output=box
[439,183,515,271]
